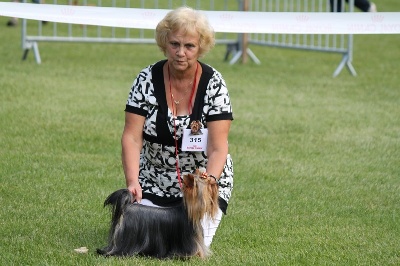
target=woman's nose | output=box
[176,46,185,56]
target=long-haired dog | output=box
[97,169,219,259]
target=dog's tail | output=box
[103,189,133,227]
[97,189,133,256]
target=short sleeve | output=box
[206,70,233,122]
[125,66,153,117]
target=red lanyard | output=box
[167,62,199,187]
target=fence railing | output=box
[21,0,356,77]
[233,0,356,77]
[21,0,239,64]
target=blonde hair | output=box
[155,6,215,58]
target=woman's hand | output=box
[127,179,142,203]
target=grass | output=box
[1,2,400,265]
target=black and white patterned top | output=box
[125,60,233,214]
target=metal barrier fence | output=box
[21,0,239,64]
[240,0,356,76]
[21,0,356,77]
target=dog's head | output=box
[182,169,219,223]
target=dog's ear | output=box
[183,173,195,189]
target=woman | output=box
[121,7,234,247]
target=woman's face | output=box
[165,29,200,73]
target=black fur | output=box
[97,189,205,259]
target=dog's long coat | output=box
[97,171,219,259]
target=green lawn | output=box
[1,2,399,265]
